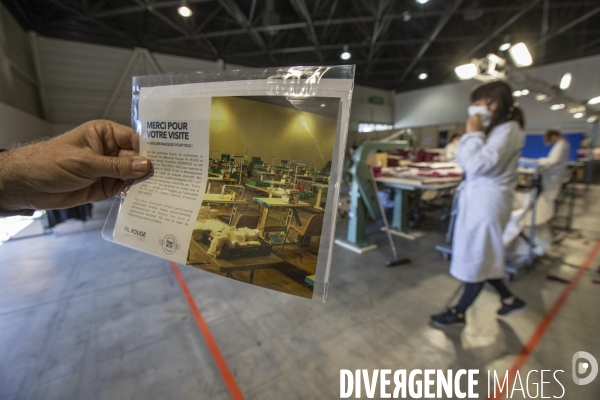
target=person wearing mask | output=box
[445,133,461,162]
[0,120,152,215]
[431,81,527,327]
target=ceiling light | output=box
[588,116,597,123]
[454,63,477,80]
[508,42,533,67]
[568,106,585,113]
[513,90,522,97]
[177,1,192,17]
[340,45,351,60]
[521,89,529,95]
[535,93,548,101]
[499,43,511,51]
[418,72,428,80]
[550,104,565,110]
[588,96,600,105]
[320,103,326,108]
[573,112,585,119]
[559,73,572,90]
[416,0,430,4]
[402,11,412,22]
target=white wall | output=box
[349,85,394,132]
[394,54,600,133]
[0,101,52,148]
[0,3,41,118]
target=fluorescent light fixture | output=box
[416,0,430,4]
[568,106,585,113]
[573,112,585,119]
[454,63,477,80]
[340,45,351,60]
[320,103,326,107]
[550,104,565,110]
[508,42,533,67]
[535,93,548,101]
[588,116,597,123]
[588,96,600,105]
[513,90,522,97]
[418,72,428,80]
[499,43,511,51]
[521,89,529,95]
[559,73,572,90]
[178,1,192,17]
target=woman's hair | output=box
[470,80,525,133]
[545,129,562,141]
[450,133,461,142]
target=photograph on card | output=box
[186,95,340,299]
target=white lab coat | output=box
[534,139,570,225]
[445,141,458,161]
[450,121,525,283]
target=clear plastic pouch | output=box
[103,66,355,301]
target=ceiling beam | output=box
[463,0,543,60]
[536,5,600,46]
[44,0,136,41]
[289,0,324,62]
[222,35,477,58]
[398,0,465,84]
[216,0,267,50]
[364,0,394,79]
[133,0,219,57]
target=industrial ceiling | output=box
[3,0,600,91]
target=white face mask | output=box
[468,105,493,127]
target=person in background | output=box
[445,133,461,161]
[431,81,527,327]
[538,129,570,218]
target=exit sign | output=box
[368,96,384,105]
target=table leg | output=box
[249,270,254,284]
[285,208,294,231]
[258,206,270,236]
[315,188,323,210]
[391,188,409,232]
[229,204,238,226]
[206,181,211,193]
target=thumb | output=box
[88,154,152,180]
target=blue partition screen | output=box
[521,132,584,161]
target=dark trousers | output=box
[455,279,513,314]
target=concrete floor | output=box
[1,186,599,400]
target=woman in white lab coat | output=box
[432,81,527,327]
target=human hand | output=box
[0,120,151,210]
[466,115,483,133]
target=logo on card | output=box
[159,234,180,255]
[124,226,146,240]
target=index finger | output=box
[109,121,139,152]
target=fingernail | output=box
[131,157,148,172]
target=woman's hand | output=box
[0,120,152,211]
[466,115,483,133]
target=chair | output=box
[281,214,324,262]
[235,214,260,229]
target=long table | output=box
[188,239,283,283]
[375,176,461,240]
[202,193,250,226]
[252,197,311,238]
